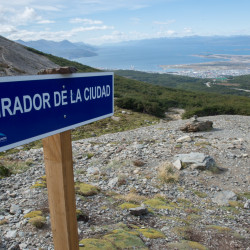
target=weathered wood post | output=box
[40,67,79,250]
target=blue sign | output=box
[0,72,114,152]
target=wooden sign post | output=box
[43,131,79,250]
[41,67,79,250]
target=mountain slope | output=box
[0,36,58,76]
[17,39,98,59]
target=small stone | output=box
[176,135,192,143]
[6,230,17,238]
[173,159,182,170]
[244,200,250,209]
[10,204,21,214]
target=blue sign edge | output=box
[0,72,114,152]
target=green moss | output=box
[186,214,202,222]
[144,198,175,210]
[138,228,165,239]
[29,216,46,229]
[119,203,140,210]
[238,192,250,200]
[167,240,208,250]
[75,182,100,196]
[167,240,207,249]
[0,165,11,178]
[192,190,207,198]
[79,238,116,250]
[24,210,43,218]
[206,225,232,232]
[103,229,148,249]
[228,201,244,208]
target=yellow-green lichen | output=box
[206,225,232,233]
[167,240,208,250]
[138,228,165,239]
[30,176,47,189]
[79,238,116,250]
[24,210,43,218]
[29,216,46,229]
[75,182,100,196]
[119,203,140,210]
[103,229,148,249]
[192,190,207,198]
[143,198,175,210]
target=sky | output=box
[0,0,250,45]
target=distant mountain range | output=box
[17,39,98,59]
[15,36,250,72]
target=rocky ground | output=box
[0,115,249,250]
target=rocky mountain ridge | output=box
[0,36,58,77]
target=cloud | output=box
[37,20,55,24]
[184,27,193,33]
[70,18,103,25]
[153,20,176,25]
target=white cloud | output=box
[37,20,55,24]
[72,25,113,32]
[184,27,193,33]
[70,18,103,25]
[153,20,176,25]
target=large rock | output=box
[180,120,213,133]
[129,207,148,216]
[173,152,216,170]
[212,191,237,206]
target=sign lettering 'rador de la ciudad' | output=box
[0,72,114,152]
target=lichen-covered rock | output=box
[180,120,213,132]
[75,182,100,196]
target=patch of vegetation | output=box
[206,225,232,233]
[79,238,116,250]
[29,216,46,229]
[115,189,147,204]
[138,228,165,239]
[24,210,43,218]
[0,219,8,225]
[238,192,250,200]
[192,190,208,198]
[0,160,31,175]
[228,201,244,208]
[30,176,47,189]
[75,182,100,196]
[119,203,140,210]
[0,164,11,178]
[167,240,208,250]
[143,198,175,210]
[157,162,179,184]
[103,229,147,249]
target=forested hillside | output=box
[114,70,250,97]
